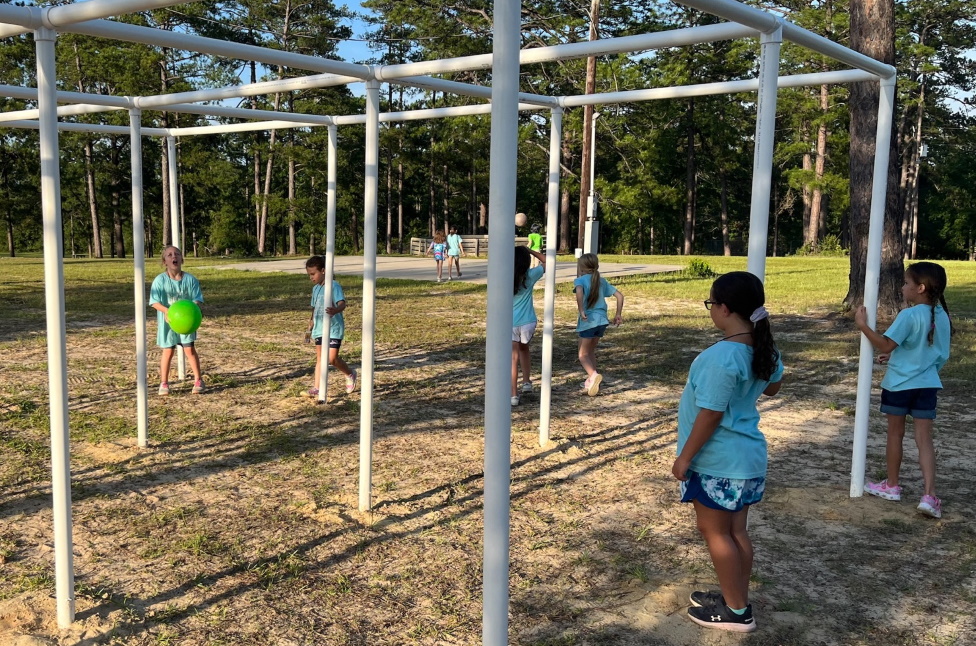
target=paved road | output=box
[213,255,682,285]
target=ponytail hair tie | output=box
[749,306,769,323]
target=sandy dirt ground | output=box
[1,293,973,645]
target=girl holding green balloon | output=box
[150,245,205,395]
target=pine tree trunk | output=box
[845,0,903,314]
[577,0,600,249]
[802,122,813,245]
[809,84,829,247]
[560,127,573,252]
[682,100,696,255]
[288,156,297,256]
[720,170,731,256]
[112,140,125,258]
[443,164,450,233]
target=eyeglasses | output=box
[704,300,720,310]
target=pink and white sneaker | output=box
[917,495,942,519]
[864,479,902,501]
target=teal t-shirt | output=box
[574,275,616,332]
[676,341,785,480]
[513,266,545,327]
[149,271,203,348]
[311,280,345,341]
[881,303,950,391]
[447,234,463,256]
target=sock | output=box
[728,606,747,616]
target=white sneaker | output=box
[521,382,533,393]
[586,373,602,396]
[510,396,520,406]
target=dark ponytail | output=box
[711,271,779,381]
[513,246,531,295]
[906,261,953,345]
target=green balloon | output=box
[168,300,202,335]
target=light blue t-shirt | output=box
[513,265,545,327]
[149,271,203,348]
[881,303,950,391]
[676,341,785,480]
[574,275,616,332]
[447,234,463,256]
[311,280,345,341]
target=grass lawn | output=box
[0,254,974,645]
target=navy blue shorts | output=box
[881,387,938,419]
[579,324,608,339]
[314,337,342,349]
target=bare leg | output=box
[436,260,443,280]
[511,341,520,397]
[455,257,462,276]
[518,342,531,387]
[578,337,600,377]
[183,345,203,381]
[885,414,907,486]
[447,257,454,278]
[693,501,750,609]
[312,344,322,389]
[328,347,352,376]
[159,346,175,384]
[729,506,754,600]
[913,417,936,497]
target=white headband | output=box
[749,306,769,323]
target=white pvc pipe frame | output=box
[8,0,895,635]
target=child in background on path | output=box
[672,271,784,633]
[855,261,952,518]
[511,245,547,406]
[425,230,448,283]
[305,256,357,399]
[149,245,206,395]
[528,224,543,268]
[574,253,624,396]
[446,226,466,280]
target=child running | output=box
[149,245,205,395]
[305,256,357,399]
[672,271,783,633]
[425,230,448,283]
[574,253,624,396]
[854,261,952,518]
[446,226,466,280]
[511,245,547,406]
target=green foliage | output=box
[795,234,848,257]
[684,257,716,278]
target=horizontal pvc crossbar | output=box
[64,18,372,78]
[0,0,187,33]
[0,118,167,136]
[397,76,557,106]
[132,73,361,109]
[0,83,335,125]
[375,23,757,80]
[677,0,895,77]
[559,69,880,106]
[332,102,547,126]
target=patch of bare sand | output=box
[0,594,119,646]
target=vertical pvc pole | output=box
[539,107,563,447]
[850,75,896,497]
[35,26,75,629]
[484,1,519,642]
[359,81,380,512]
[746,24,783,280]
[166,136,185,381]
[318,125,338,403]
[130,110,149,447]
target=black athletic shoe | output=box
[687,603,757,633]
[689,590,725,608]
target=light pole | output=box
[583,112,601,254]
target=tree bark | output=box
[845,0,903,314]
[682,100,696,255]
[560,126,573,251]
[809,84,829,246]
[577,0,600,249]
[720,170,731,256]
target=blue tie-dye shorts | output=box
[680,470,765,512]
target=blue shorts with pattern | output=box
[680,470,765,512]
